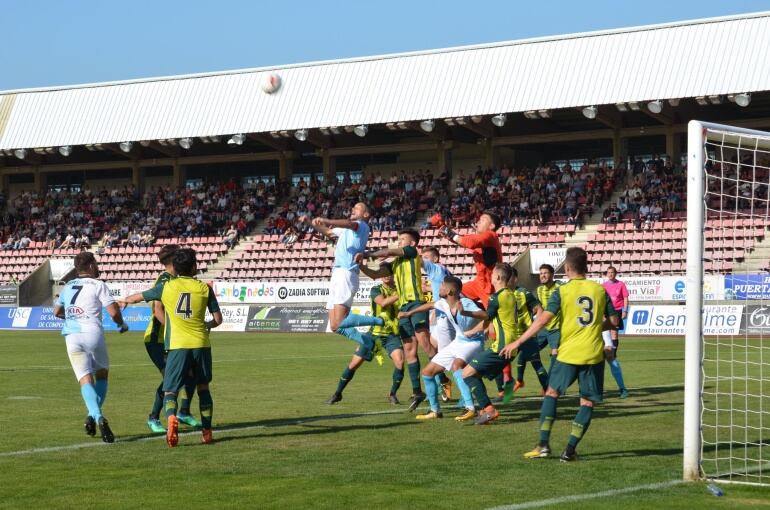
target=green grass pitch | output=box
[0,331,768,509]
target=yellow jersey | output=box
[141,276,220,350]
[143,271,173,344]
[537,281,563,331]
[546,278,617,365]
[369,283,399,337]
[486,287,518,353]
[513,287,540,337]
[391,246,425,308]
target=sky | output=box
[2,0,770,91]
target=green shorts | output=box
[163,347,212,393]
[536,329,561,351]
[356,334,403,362]
[469,349,511,380]
[399,300,429,340]
[517,337,543,362]
[145,342,166,371]
[548,358,604,403]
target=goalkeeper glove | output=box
[440,226,458,239]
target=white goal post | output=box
[685,120,770,484]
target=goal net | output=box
[685,120,770,485]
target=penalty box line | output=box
[486,479,684,510]
[0,408,407,459]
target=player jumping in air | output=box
[359,229,433,411]
[54,252,129,443]
[325,265,405,405]
[299,202,384,350]
[500,247,619,462]
[439,210,502,308]
[421,247,454,401]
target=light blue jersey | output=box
[422,260,449,302]
[435,297,485,343]
[332,220,370,271]
[56,277,115,336]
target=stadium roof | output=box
[1,11,770,152]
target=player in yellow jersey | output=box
[509,268,547,395]
[535,264,563,374]
[121,248,223,447]
[501,247,619,462]
[358,228,432,411]
[141,244,202,433]
[324,265,405,405]
[460,263,519,425]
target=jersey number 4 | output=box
[176,293,193,320]
[576,296,594,326]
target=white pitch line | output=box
[486,480,684,510]
[0,408,406,458]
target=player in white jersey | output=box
[421,247,454,400]
[399,276,488,421]
[54,252,128,443]
[299,202,384,349]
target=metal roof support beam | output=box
[327,141,440,157]
[146,141,180,158]
[640,106,675,125]
[461,120,495,139]
[247,133,290,151]
[578,106,622,129]
[407,121,449,142]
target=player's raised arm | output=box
[205,287,223,329]
[398,300,434,319]
[120,281,165,308]
[358,259,393,280]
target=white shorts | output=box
[431,340,483,370]
[430,314,455,350]
[65,332,109,381]
[326,268,359,309]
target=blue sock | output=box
[423,375,440,412]
[434,374,443,388]
[80,384,102,420]
[609,359,626,390]
[453,369,474,410]
[94,379,108,406]
[335,326,370,348]
[338,313,383,329]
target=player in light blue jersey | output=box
[400,276,488,420]
[53,252,128,443]
[421,247,454,401]
[299,202,383,350]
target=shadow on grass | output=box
[582,446,682,460]
[211,420,417,445]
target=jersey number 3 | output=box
[176,293,193,320]
[576,296,594,326]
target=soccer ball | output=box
[261,72,282,94]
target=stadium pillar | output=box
[437,142,453,178]
[612,129,626,168]
[321,149,336,182]
[33,167,47,194]
[132,160,145,193]
[172,160,187,188]
[666,126,681,161]
[0,173,8,195]
[483,138,499,169]
[280,152,295,182]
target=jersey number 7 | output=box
[176,293,193,320]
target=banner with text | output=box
[624,304,743,336]
[0,285,18,305]
[0,306,152,331]
[106,281,156,299]
[592,276,724,302]
[724,274,770,300]
[245,305,329,332]
[214,280,376,305]
[530,248,567,274]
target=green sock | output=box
[150,382,163,419]
[464,376,491,409]
[494,373,504,392]
[163,393,178,420]
[538,396,558,445]
[407,361,422,393]
[533,360,549,391]
[391,368,404,395]
[198,389,213,430]
[567,405,594,448]
[178,380,196,414]
[335,367,355,395]
[516,353,526,382]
